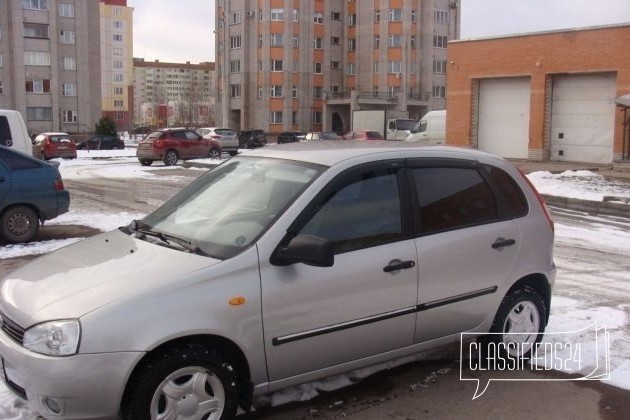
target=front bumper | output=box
[0,330,142,419]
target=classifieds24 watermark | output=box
[460,323,610,399]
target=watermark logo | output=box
[460,323,610,399]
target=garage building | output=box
[446,24,630,164]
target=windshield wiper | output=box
[127,219,204,255]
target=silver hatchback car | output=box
[196,127,239,156]
[0,143,555,419]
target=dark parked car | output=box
[0,146,70,243]
[303,132,341,141]
[31,132,77,160]
[76,135,125,150]
[136,128,222,166]
[238,130,267,148]
[276,131,306,144]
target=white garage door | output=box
[550,73,616,164]
[477,78,531,159]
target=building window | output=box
[270,33,283,47]
[229,84,241,97]
[433,59,447,74]
[270,85,283,98]
[411,62,417,74]
[113,60,123,69]
[293,61,299,72]
[388,61,402,74]
[434,35,448,48]
[435,9,449,24]
[432,85,446,98]
[230,11,241,25]
[292,86,298,98]
[25,78,51,93]
[347,62,356,75]
[229,60,241,73]
[113,47,123,56]
[26,107,52,121]
[0,55,2,68]
[25,51,51,66]
[331,36,340,45]
[293,36,299,48]
[331,11,341,21]
[412,10,417,23]
[60,30,75,44]
[330,85,340,94]
[114,73,124,82]
[388,86,397,97]
[374,61,379,73]
[259,9,263,21]
[113,7,121,16]
[270,9,284,21]
[62,83,76,96]
[113,21,123,30]
[22,0,48,11]
[114,86,124,95]
[348,38,356,51]
[61,110,77,123]
[314,86,323,99]
[24,23,48,38]
[331,61,340,69]
[292,111,298,125]
[258,35,263,48]
[270,111,283,124]
[313,37,323,49]
[293,9,298,22]
[114,99,124,108]
[312,111,322,124]
[374,35,380,49]
[257,60,263,71]
[230,35,242,49]
[388,34,402,47]
[374,10,380,23]
[257,86,263,98]
[313,12,323,24]
[62,56,76,70]
[58,2,74,17]
[113,33,123,42]
[410,36,417,48]
[389,9,402,21]
[348,14,356,26]
[271,60,283,72]
[314,62,322,74]
[0,81,4,94]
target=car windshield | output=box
[133,156,324,259]
[215,129,234,136]
[396,119,417,131]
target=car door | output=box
[0,159,10,208]
[185,130,206,157]
[407,159,521,343]
[259,160,419,381]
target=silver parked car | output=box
[196,127,239,156]
[0,143,555,419]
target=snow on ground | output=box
[0,155,629,415]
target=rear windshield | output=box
[49,135,72,143]
[147,131,164,140]
[215,129,234,135]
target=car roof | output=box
[38,132,70,136]
[243,141,507,167]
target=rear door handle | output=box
[492,238,516,249]
[383,260,416,273]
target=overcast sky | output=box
[128,0,630,64]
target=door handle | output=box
[383,259,415,273]
[492,238,516,249]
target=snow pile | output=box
[527,170,630,202]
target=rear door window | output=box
[0,148,42,170]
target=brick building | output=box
[446,24,630,164]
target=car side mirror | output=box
[271,234,334,267]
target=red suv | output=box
[31,132,77,160]
[136,128,222,166]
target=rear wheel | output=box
[0,205,39,243]
[121,344,239,420]
[228,151,237,157]
[209,148,221,159]
[139,159,153,167]
[163,150,179,166]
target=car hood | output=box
[0,230,220,327]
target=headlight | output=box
[23,320,80,356]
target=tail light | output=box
[155,139,164,148]
[53,179,65,191]
[518,169,554,232]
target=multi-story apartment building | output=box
[215,0,460,135]
[0,0,133,136]
[100,0,134,131]
[132,59,216,128]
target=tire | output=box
[122,344,239,420]
[483,286,546,359]
[163,150,179,166]
[209,148,222,159]
[228,151,237,157]
[1,205,39,243]
[139,159,153,167]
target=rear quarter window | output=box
[485,165,528,218]
[0,116,11,147]
[0,148,43,170]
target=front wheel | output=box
[483,286,546,359]
[0,205,39,243]
[163,149,179,166]
[122,344,239,420]
[139,159,153,167]
[209,148,222,159]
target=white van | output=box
[0,109,33,155]
[405,110,446,145]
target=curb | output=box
[542,194,630,219]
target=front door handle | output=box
[383,259,415,273]
[492,238,516,249]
